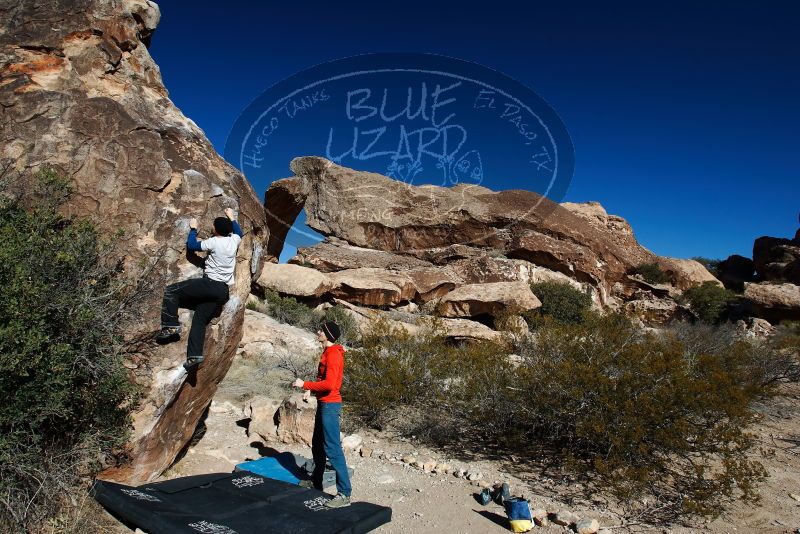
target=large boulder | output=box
[255,262,333,298]
[625,295,682,325]
[327,267,416,306]
[655,257,722,291]
[237,309,318,360]
[290,238,432,272]
[272,157,656,293]
[717,254,755,291]
[435,281,541,318]
[332,299,505,342]
[753,234,800,284]
[0,1,268,483]
[743,282,800,323]
[405,266,461,301]
[244,396,281,443]
[276,393,317,446]
[264,176,308,262]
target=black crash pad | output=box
[92,472,391,533]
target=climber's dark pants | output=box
[160,276,229,358]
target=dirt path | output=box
[160,381,800,534]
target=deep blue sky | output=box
[150,0,799,262]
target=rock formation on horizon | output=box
[261,156,721,327]
[0,0,267,483]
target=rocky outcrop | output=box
[0,1,268,483]
[267,158,718,318]
[237,309,318,361]
[244,396,281,443]
[280,157,656,292]
[435,281,541,318]
[743,282,800,323]
[276,393,317,446]
[735,317,775,339]
[718,254,755,291]
[655,257,722,291]
[290,237,432,272]
[753,234,800,284]
[255,262,332,298]
[332,299,505,342]
[327,268,417,306]
[264,176,308,261]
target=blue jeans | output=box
[311,401,351,497]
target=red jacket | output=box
[303,344,345,403]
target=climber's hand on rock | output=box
[292,378,304,388]
[225,208,235,220]
[189,218,198,230]
[302,390,311,402]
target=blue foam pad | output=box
[235,453,304,485]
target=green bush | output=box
[321,305,360,347]
[634,262,671,285]
[346,313,774,522]
[345,319,448,427]
[527,281,592,326]
[514,315,768,519]
[251,291,360,346]
[682,281,736,323]
[256,289,320,330]
[0,169,139,531]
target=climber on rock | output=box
[156,208,243,370]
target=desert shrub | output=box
[0,169,143,531]
[634,262,671,284]
[347,311,772,522]
[321,305,360,347]
[527,281,592,326]
[251,292,360,346]
[671,320,800,385]
[256,289,320,330]
[510,314,768,519]
[344,319,451,427]
[682,281,736,324]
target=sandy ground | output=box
[152,380,800,534]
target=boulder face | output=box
[435,281,541,318]
[325,268,416,307]
[276,393,317,446]
[655,257,723,291]
[718,254,755,291]
[255,262,332,298]
[283,157,655,290]
[261,157,724,325]
[743,282,800,323]
[0,1,267,483]
[753,234,800,284]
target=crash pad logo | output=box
[225,53,574,245]
[188,520,238,534]
[303,496,332,512]
[230,475,264,488]
[120,488,161,502]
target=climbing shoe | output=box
[324,493,351,508]
[155,326,181,344]
[298,480,315,489]
[183,356,204,370]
